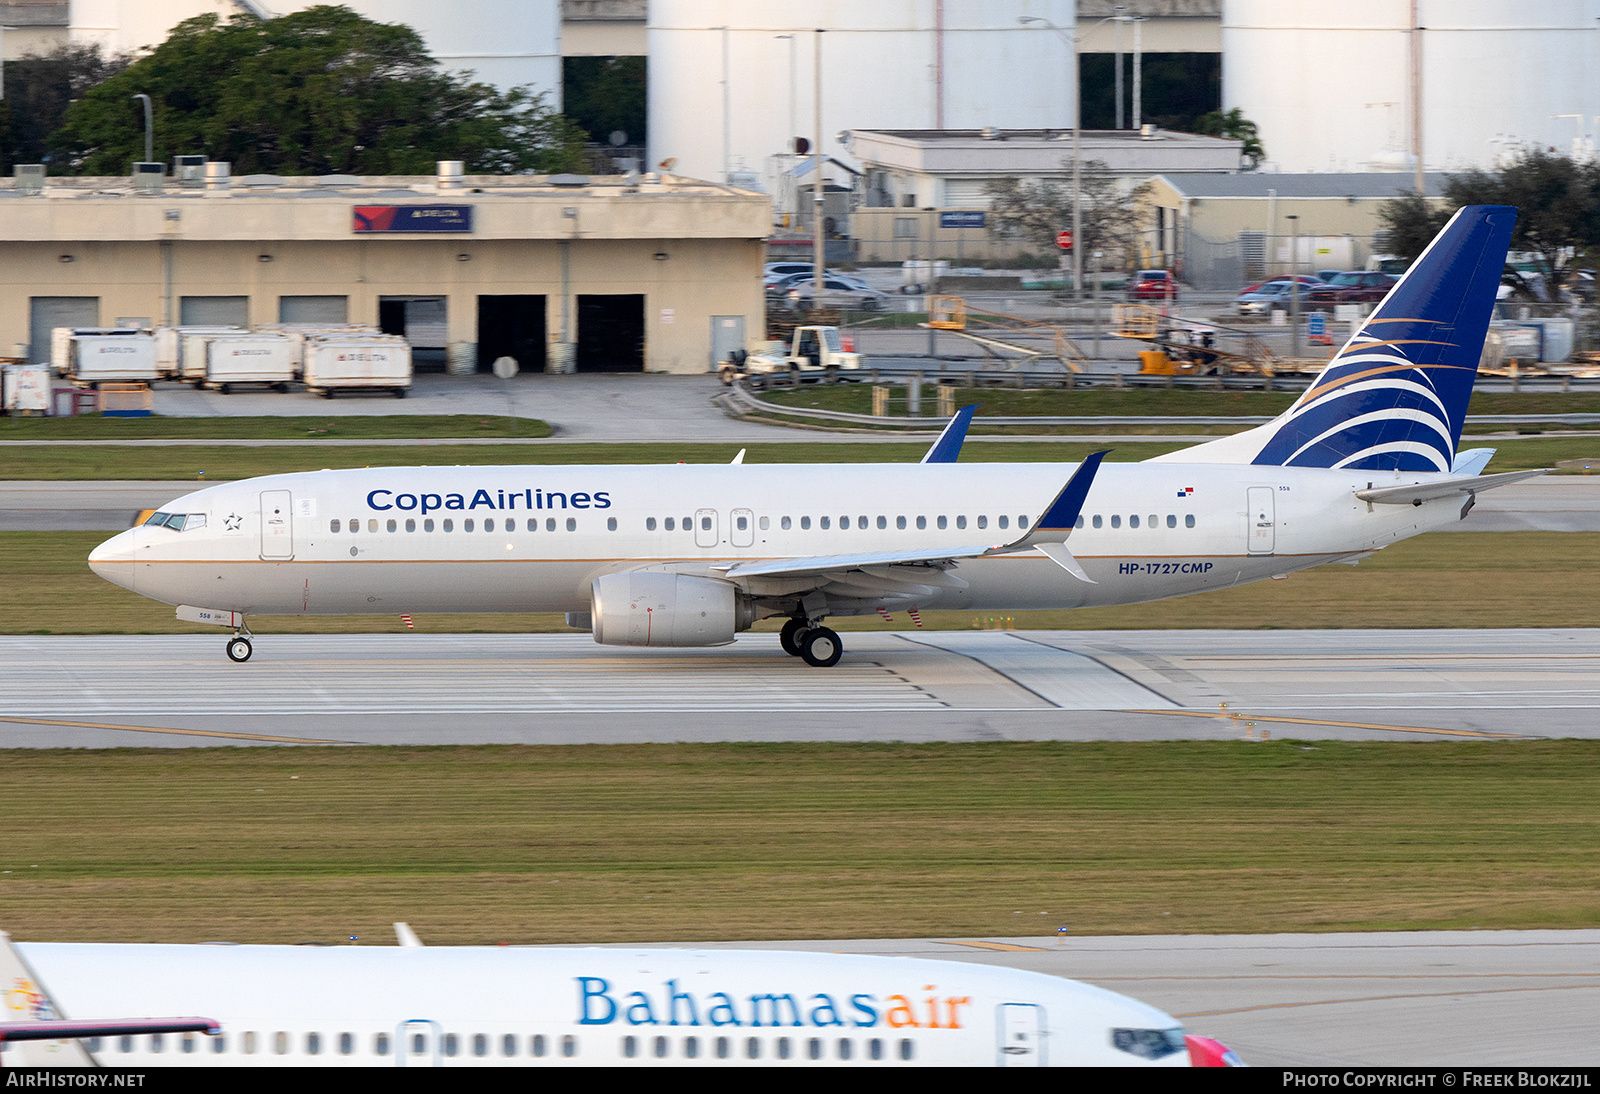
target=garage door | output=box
[28,297,99,363]
[181,296,249,327]
[279,296,349,324]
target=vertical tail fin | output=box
[1151,205,1516,470]
[1,930,97,1066]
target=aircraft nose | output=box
[88,528,138,591]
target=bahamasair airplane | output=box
[88,206,1540,667]
[2,927,1240,1067]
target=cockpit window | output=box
[1112,1028,1187,1061]
[143,512,205,531]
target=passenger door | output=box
[996,1003,1046,1067]
[260,489,294,560]
[1247,486,1275,555]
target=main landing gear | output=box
[780,617,843,668]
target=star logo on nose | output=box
[224,513,243,531]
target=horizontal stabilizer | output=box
[1355,468,1548,505]
[1451,448,1496,476]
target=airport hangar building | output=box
[0,165,770,375]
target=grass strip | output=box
[0,414,552,441]
[6,531,1596,634]
[1,741,1596,944]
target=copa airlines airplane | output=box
[88,206,1539,666]
[2,928,1239,1067]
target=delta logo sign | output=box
[352,205,474,233]
[576,977,973,1030]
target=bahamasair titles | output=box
[89,206,1541,667]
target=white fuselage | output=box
[88,461,1464,621]
[15,944,1193,1068]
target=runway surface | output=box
[619,930,1600,1067]
[6,477,1597,531]
[2,628,1595,747]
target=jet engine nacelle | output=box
[591,572,755,647]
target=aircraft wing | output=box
[715,452,1106,587]
[1354,468,1548,505]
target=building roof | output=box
[849,127,1243,178]
[1157,172,1450,199]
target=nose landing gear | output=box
[226,636,253,662]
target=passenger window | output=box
[531,1034,546,1057]
[485,518,496,533]
[998,515,1008,529]
[243,1032,256,1054]
[759,516,770,530]
[899,1039,915,1060]
[977,515,987,529]
[937,516,947,529]
[502,1034,517,1056]
[424,519,434,532]
[607,517,617,531]
[306,1032,321,1055]
[561,1035,577,1057]
[647,517,657,531]
[682,516,691,529]
[840,515,849,528]
[1092,515,1103,528]
[386,519,397,533]
[800,516,810,529]
[1111,515,1121,528]
[956,515,967,530]
[664,517,674,531]
[339,1033,353,1055]
[746,1037,761,1059]
[916,515,926,530]
[349,518,359,533]
[820,516,831,529]
[444,1033,458,1056]
[1186,514,1196,528]
[858,515,868,529]
[1129,515,1139,528]
[330,519,341,533]
[274,1031,288,1055]
[896,516,906,529]
[1075,516,1084,529]
[736,515,748,531]
[473,1034,488,1057]
[877,516,887,529]
[1020,515,1029,528]
[367,519,377,532]
[780,516,791,530]
[443,518,453,532]
[547,518,557,531]
[405,518,416,532]
[150,1034,164,1053]
[1167,514,1176,528]
[465,518,475,532]
[566,517,576,531]
[701,516,712,531]
[1149,514,1158,528]
[654,1035,668,1058]
[373,1033,388,1056]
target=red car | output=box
[1127,270,1179,301]
[1306,270,1398,310]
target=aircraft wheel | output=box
[799,626,842,668]
[226,637,253,663]
[779,618,808,657]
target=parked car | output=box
[768,270,873,294]
[1236,274,1324,295]
[1305,270,1398,309]
[1126,269,1178,301]
[774,277,892,311]
[1234,281,1299,316]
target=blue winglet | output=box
[920,403,979,464]
[1034,450,1108,532]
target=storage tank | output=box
[647,0,1077,184]
[1223,0,1600,174]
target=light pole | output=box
[1287,214,1301,358]
[132,93,154,164]
[1018,13,1129,304]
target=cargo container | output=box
[2,364,51,413]
[57,332,159,385]
[302,336,412,398]
[203,335,297,393]
[50,327,142,376]
[155,326,245,379]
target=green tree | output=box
[984,161,1152,270]
[1444,149,1595,296]
[1195,107,1266,170]
[562,56,647,147]
[50,5,587,176]
[1375,189,1452,263]
[0,44,129,173]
